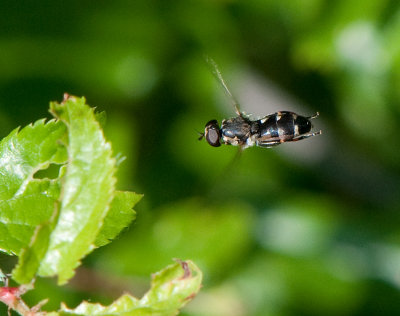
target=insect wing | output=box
[205,56,242,116]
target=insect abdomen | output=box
[260,112,293,139]
[276,112,296,137]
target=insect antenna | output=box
[205,56,244,117]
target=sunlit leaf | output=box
[12,218,55,284]
[36,96,117,284]
[8,95,140,286]
[0,119,67,255]
[95,191,143,248]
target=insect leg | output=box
[255,135,283,148]
[256,140,282,148]
[308,112,319,120]
[292,130,322,141]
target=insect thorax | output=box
[221,116,254,146]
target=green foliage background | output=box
[1,0,400,315]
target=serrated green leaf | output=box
[2,95,142,286]
[55,260,202,316]
[95,111,107,128]
[12,217,54,284]
[0,119,67,255]
[95,191,142,248]
[36,96,117,284]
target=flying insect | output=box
[199,58,321,149]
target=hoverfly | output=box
[199,58,321,149]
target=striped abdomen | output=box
[258,111,312,142]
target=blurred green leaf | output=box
[234,253,364,316]
[97,198,254,279]
[53,260,202,316]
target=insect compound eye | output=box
[204,120,221,147]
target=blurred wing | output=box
[205,146,243,198]
[205,56,243,117]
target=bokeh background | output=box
[1,1,400,315]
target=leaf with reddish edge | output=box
[53,260,202,316]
